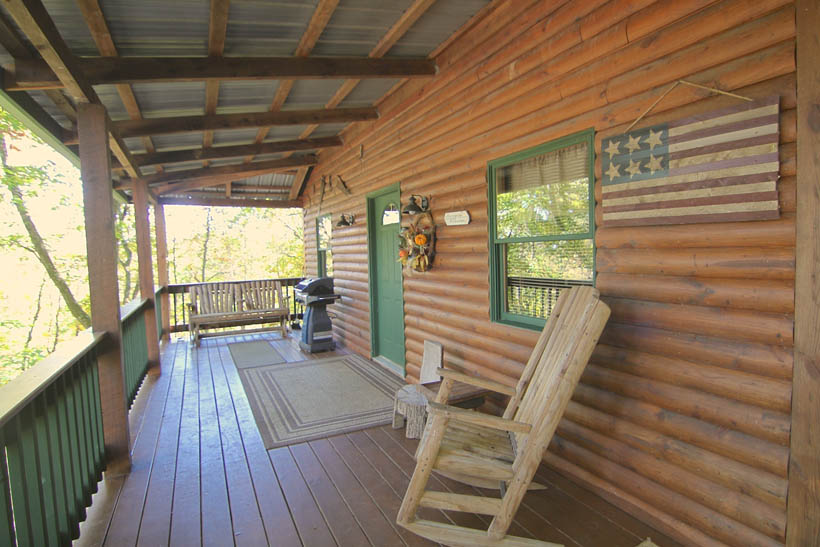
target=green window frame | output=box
[316,213,333,277]
[488,129,596,330]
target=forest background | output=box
[0,107,305,385]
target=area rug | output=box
[228,341,286,369]
[237,353,405,448]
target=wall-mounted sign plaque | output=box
[444,210,471,226]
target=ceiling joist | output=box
[139,155,317,193]
[102,107,377,140]
[132,135,341,167]
[2,0,140,178]
[158,196,300,208]
[9,56,436,89]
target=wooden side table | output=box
[392,385,428,439]
[392,382,488,439]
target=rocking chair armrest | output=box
[427,402,532,434]
[436,368,516,397]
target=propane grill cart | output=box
[294,277,341,353]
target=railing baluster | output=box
[56,373,82,535]
[0,430,16,547]
[33,396,60,545]
[6,409,46,546]
[45,384,72,544]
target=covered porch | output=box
[0,0,817,546]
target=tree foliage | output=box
[0,108,306,386]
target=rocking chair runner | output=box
[397,286,611,547]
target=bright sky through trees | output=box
[0,112,305,385]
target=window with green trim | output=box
[488,129,595,330]
[316,213,333,277]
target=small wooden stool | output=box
[392,382,489,439]
[392,385,429,439]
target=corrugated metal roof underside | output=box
[312,0,415,57]
[1,0,492,200]
[225,0,319,57]
[92,0,210,57]
[389,0,489,57]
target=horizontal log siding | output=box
[302,1,795,545]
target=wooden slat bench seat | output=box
[187,280,289,346]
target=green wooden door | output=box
[367,185,405,371]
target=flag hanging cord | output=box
[625,80,754,134]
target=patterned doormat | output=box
[237,353,405,448]
[228,340,286,369]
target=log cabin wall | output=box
[302,1,796,545]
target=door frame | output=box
[366,183,405,373]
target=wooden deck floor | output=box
[77,331,679,547]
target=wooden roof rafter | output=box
[202,0,231,167]
[74,0,165,175]
[8,56,437,88]
[0,9,76,127]
[290,0,439,199]
[158,195,300,209]
[129,154,317,195]
[131,135,341,168]
[1,0,140,179]
[90,107,378,140]
[247,0,340,164]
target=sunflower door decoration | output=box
[398,210,436,272]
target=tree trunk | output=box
[0,135,92,329]
[200,207,211,282]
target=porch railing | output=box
[120,298,151,407]
[155,287,163,341]
[165,277,305,334]
[0,330,106,546]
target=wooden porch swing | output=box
[397,286,611,546]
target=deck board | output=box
[210,338,269,546]
[136,341,187,547]
[82,332,680,547]
[198,343,233,547]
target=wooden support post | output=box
[132,179,160,367]
[77,103,130,475]
[788,0,820,544]
[154,202,170,341]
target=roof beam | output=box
[106,107,377,139]
[2,0,139,178]
[132,135,341,167]
[142,155,317,192]
[158,196,300,208]
[78,56,436,85]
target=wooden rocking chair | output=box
[397,286,610,546]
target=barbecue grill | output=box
[294,277,341,352]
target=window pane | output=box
[317,214,332,250]
[496,141,590,239]
[504,239,593,318]
[325,249,333,277]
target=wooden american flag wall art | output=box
[600,95,780,227]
